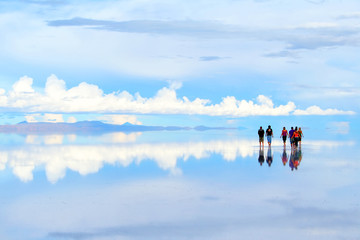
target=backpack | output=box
[293,131,300,138]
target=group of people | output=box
[258,125,303,148]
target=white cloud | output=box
[10,76,35,95]
[293,106,355,116]
[257,95,274,108]
[1,75,354,117]
[45,74,67,99]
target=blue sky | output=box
[0,0,359,125]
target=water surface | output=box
[0,129,359,240]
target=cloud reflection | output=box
[1,137,259,183]
[0,135,355,183]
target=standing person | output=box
[280,127,288,147]
[289,127,295,147]
[258,126,265,148]
[298,127,304,147]
[293,127,300,148]
[266,125,273,146]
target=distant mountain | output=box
[0,121,237,134]
[121,122,134,126]
[194,125,233,131]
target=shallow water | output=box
[0,129,359,240]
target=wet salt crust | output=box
[0,130,359,240]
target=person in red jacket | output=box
[292,127,300,148]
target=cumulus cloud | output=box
[293,106,355,116]
[0,75,354,117]
[11,76,35,95]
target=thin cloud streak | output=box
[0,75,355,116]
[47,18,233,36]
[47,17,360,51]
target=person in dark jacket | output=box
[258,126,265,148]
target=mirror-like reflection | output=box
[281,147,288,166]
[266,147,273,167]
[1,136,258,183]
[258,148,264,166]
[289,147,303,171]
[0,132,355,183]
[0,130,359,240]
[257,145,304,171]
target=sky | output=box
[0,0,359,125]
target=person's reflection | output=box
[258,147,265,166]
[289,147,302,171]
[281,147,288,166]
[298,146,303,164]
[289,150,295,171]
[294,147,301,170]
[266,146,273,167]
